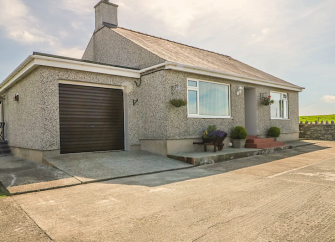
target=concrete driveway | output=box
[0,156,80,195]
[2,141,335,241]
[0,151,191,194]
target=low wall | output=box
[299,121,335,140]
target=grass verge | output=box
[300,114,335,123]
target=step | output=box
[0,145,10,150]
[245,142,285,149]
[246,138,275,144]
[247,136,258,139]
[1,149,11,154]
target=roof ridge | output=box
[117,27,234,60]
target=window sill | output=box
[187,115,233,119]
[271,118,290,120]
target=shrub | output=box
[170,98,187,107]
[207,125,217,133]
[231,126,247,139]
[268,127,281,137]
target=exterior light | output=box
[14,94,19,101]
[237,86,243,96]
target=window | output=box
[270,92,288,119]
[187,79,230,118]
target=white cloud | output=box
[0,0,57,45]
[56,47,84,59]
[322,95,335,104]
[60,0,96,15]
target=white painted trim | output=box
[187,115,233,119]
[164,62,304,92]
[186,78,231,118]
[0,59,37,94]
[34,56,140,78]
[58,80,124,89]
[1,55,304,95]
[123,88,130,151]
[0,54,140,94]
[271,118,290,121]
[140,62,167,73]
[270,90,289,119]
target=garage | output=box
[59,83,125,154]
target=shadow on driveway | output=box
[0,143,331,194]
[104,144,331,187]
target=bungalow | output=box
[0,0,304,163]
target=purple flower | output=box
[208,130,227,137]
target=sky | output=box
[0,0,334,116]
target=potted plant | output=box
[209,130,228,151]
[231,126,248,148]
[268,127,281,141]
[170,98,187,107]
[261,95,274,106]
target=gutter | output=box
[160,62,305,92]
[1,54,304,94]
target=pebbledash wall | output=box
[3,64,299,161]
[139,69,299,155]
[82,27,165,69]
[299,122,335,141]
[3,66,139,163]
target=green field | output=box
[300,114,335,123]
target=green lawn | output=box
[0,191,6,197]
[300,114,335,123]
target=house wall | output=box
[2,69,44,150]
[139,70,299,155]
[4,67,141,155]
[82,27,165,69]
[3,65,299,160]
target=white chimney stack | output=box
[94,0,118,31]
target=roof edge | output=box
[140,61,304,92]
[0,53,140,94]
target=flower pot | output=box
[232,139,247,148]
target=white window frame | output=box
[187,78,231,119]
[270,91,289,120]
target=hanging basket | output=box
[170,99,187,107]
[261,96,274,106]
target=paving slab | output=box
[0,156,80,195]
[44,150,192,183]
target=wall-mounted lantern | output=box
[14,94,19,101]
[236,86,243,96]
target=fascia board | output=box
[0,60,38,94]
[164,62,304,92]
[33,55,140,78]
[0,55,141,94]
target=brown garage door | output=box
[59,83,124,154]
